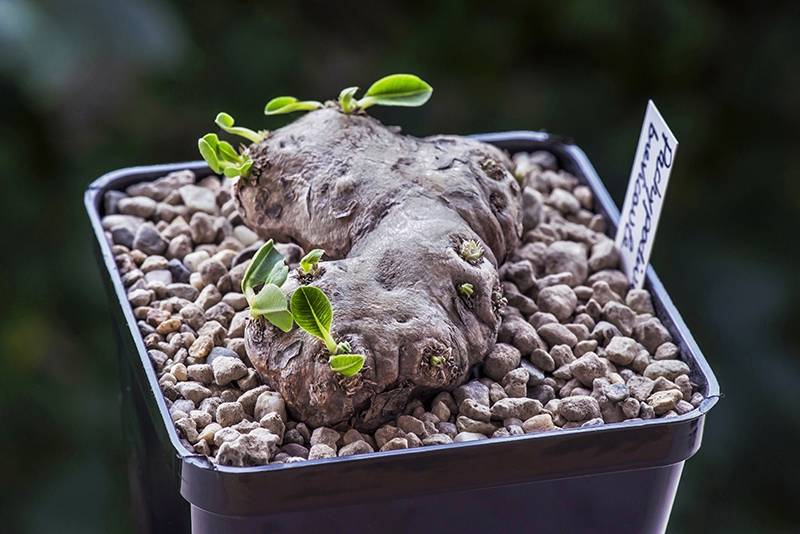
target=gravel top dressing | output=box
[101,144,705,467]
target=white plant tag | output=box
[614,100,678,290]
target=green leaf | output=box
[265,96,323,115]
[217,140,242,163]
[290,286,337,353]
[241,240,287,295]
[215,112,266,144]
[267,259,289,288]
[198,137,222,173]
[357,74,433,110]
[338,86,359,114]
[250,283,294,331]
[300,249,325,273]
[329,354,365,377]
[250,283,293,331]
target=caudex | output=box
[197,73,520,429]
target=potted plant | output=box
[86,75,720,534]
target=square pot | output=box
[85,131,720,534]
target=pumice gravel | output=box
[102,152,704,467]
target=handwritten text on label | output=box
[614,100,678,290]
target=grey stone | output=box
[569,352,607,387]
[167,283,199,301]
[535,272,574,291]
[500,261,537,294]
[453,380,490,408]
[186,364,213,385]
[168,258,192,284]
[528,384,556,404]
[145,269,173,286]
[602,301,635,337]
[133,222,168,256]
[308,443,336,460]
[422,433,454,446]
[587,270,629,298]
[183,250,210,272]
[621,397,641,419]
[198,258,228,287]
[549,187,581,214]
[228,311,249,339]
[544,241,588,286]
[647,390,683,415]
[205,302,236,329]
[529,312,558,330]
[456,416,498,436]
[482,343,521,382]
[491,398,542,421]
[651,376,680,394]
[339,440,374,456]
[196,284,222,310]
[502,282,538,316]
[537,323,578,348]
[175,382,212,405]
[380,437,408,451]
[550,344,575,368]
[558,395,601,422]
[454,432,489,442]
[626,289,655,315]
[103,215,144,249]
[581,417,605,427]
[216,402,245,427]
[375,425,407,449]
[126,170,195,201]
[604,336,638,366]
[537,284,578,322]
[222,292,248,312]
[528,348,555,373]
[128,288,152,307]
[397,415,427,437]
[502,368,530,398]
[675,400,695,415]
[104,190,126,215]
[522,187,544,232]
[179,304,206,331]
[179,184,216,214]
[588,239,620,272]
[310,427,340,452]
[591,281,622,307]
[119,196,157,218]
[634,317,673,353]
[654,342,679,360]
[166,235,193,261]
[627,376,655,402]
[591,321,622,346]
[522,413,557,433]
[429,423,454,441]
[459,399,491,422]
[254,391,287,422]
[190,212,217,244]
[498,315,547,355]
[603,382,630,403]
[280,443,309,459]
[237,385,270,416]
[643,360,691,382]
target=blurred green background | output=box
[1,0,799,532]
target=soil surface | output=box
[101,128,705,467]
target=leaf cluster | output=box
[265,74,432,116]
[241,243,365,377]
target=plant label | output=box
[614,100,678,290]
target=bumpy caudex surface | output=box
[237,106,523,430]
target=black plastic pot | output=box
[85,131,720,534]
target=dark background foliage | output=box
[1,1,799,532]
